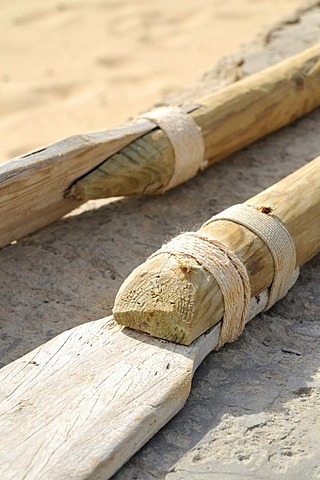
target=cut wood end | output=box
[113,252,224,345]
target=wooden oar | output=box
[0,45,320,249]
[0,159,319,480]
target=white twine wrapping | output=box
[148,203,299,349]
[205,203,298,309]
[140,106,206,192]
[150,232,251,348]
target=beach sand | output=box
[1,0,305,162]
[0,3,319,478]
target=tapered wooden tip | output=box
[114,157,320,345]
[113,251,223,345]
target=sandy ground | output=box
[0,1,319,478]
[1,0,305,162]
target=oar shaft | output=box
[113,158,320,344]
[70,44,320,200]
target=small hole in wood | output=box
[258,206,272,215]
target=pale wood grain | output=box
[114,158,320,344]
[0,290,271,480]
[0,316,218,480]
[0,45,319,249]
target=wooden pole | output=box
[68,44,320,200]
[0,45,319,249]
[113,157,320,345]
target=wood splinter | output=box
[113,157,320,345]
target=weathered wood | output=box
[0,315,219,480]
[0,45,320,249]
[0,152,316,479]
[70,44,320,199]
[0,121,155,249]
[0,163,318,480]
[0,291,269,480]
[113,157,320,345]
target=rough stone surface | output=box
[0,2,320,479]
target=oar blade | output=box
[0,316,215,480]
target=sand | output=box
[0,1,319,478]
[1,0,305,162]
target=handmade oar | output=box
[0,45,319,249]
[0,158,319,480]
